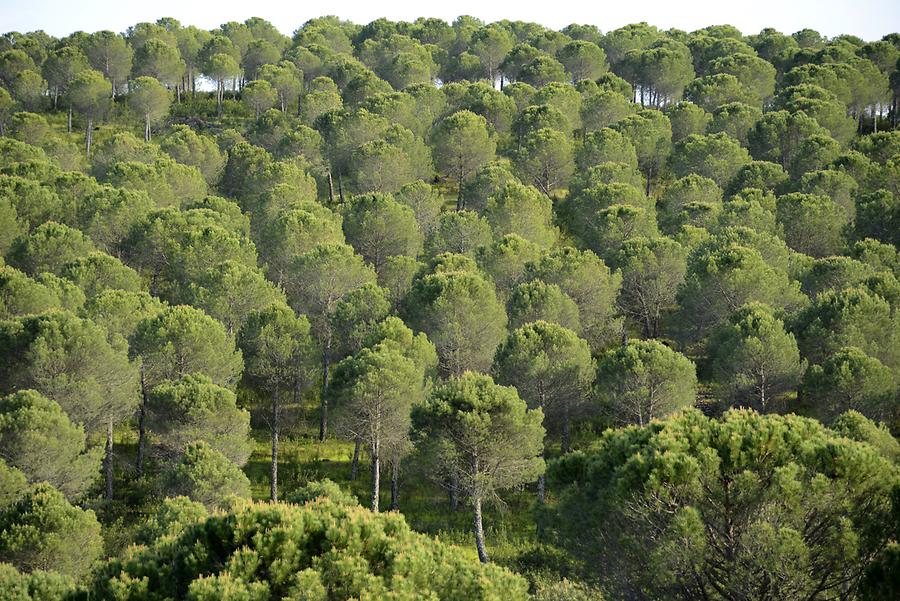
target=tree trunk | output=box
[473,495,489,563]
[105,418,114,501]
[270,389,280,502]
[67,104,72,133]
[449,470,459,512]
[319,352,329,441]
[390,456,399,510]
[144,114,151,142]
[338,173,345,203]
[327,170,335,204]
[370,438,380,512]
[136,367,148,476]
[537,473,545,504]
[85,116,93,157]
[350,436,361,480]
[561,402,571,454]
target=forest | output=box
[0,13,898,600]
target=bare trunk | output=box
[144,114,151,142]
[449,470,459,512]
[85,116,93,157]
[67,104,72,133]
[561,402,571,454]
[390,456,399,510]
[473,495,488,563]
[105,418,114,501]
[537,474,545,503]
[350,436,361,480]
[319,352,329,441]
[270,389,279,502]
[338,173,345,203]
[135,366,148,476]
[370,438,380,512]
[327,170,335,204]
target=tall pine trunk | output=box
[105,418,114,501]
[270,389,279,501]
[390,456,400,510]
[85,116,93,157]
[350,436,361,480]
[319,351,329,441]
[449,470,459,512]
[135,365,148,476]
[370,437,380,512]
[473,495,488,563]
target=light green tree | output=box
[706,302,804,412]
[67,69,111,156]
[0,390,102,499]
[404,268,507,377]
[412,373,545,563]
[341,193,423,273]
[494,320,593,500]
[595,339,697,426]
[0,484,103,578]
[242,79,277,118]
[801,346,897,425]
[431,111,496,210]
[238,304,317,501]
[127,75,171,141]
[146,374,252,466]
[163,441,251,510]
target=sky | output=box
[1,0,898,41]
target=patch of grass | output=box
[242,429,548,572]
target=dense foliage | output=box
[0,12,898,600]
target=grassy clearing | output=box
[243,429,546,569]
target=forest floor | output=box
[241,425,544,569]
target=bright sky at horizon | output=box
[0,0,898,41]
